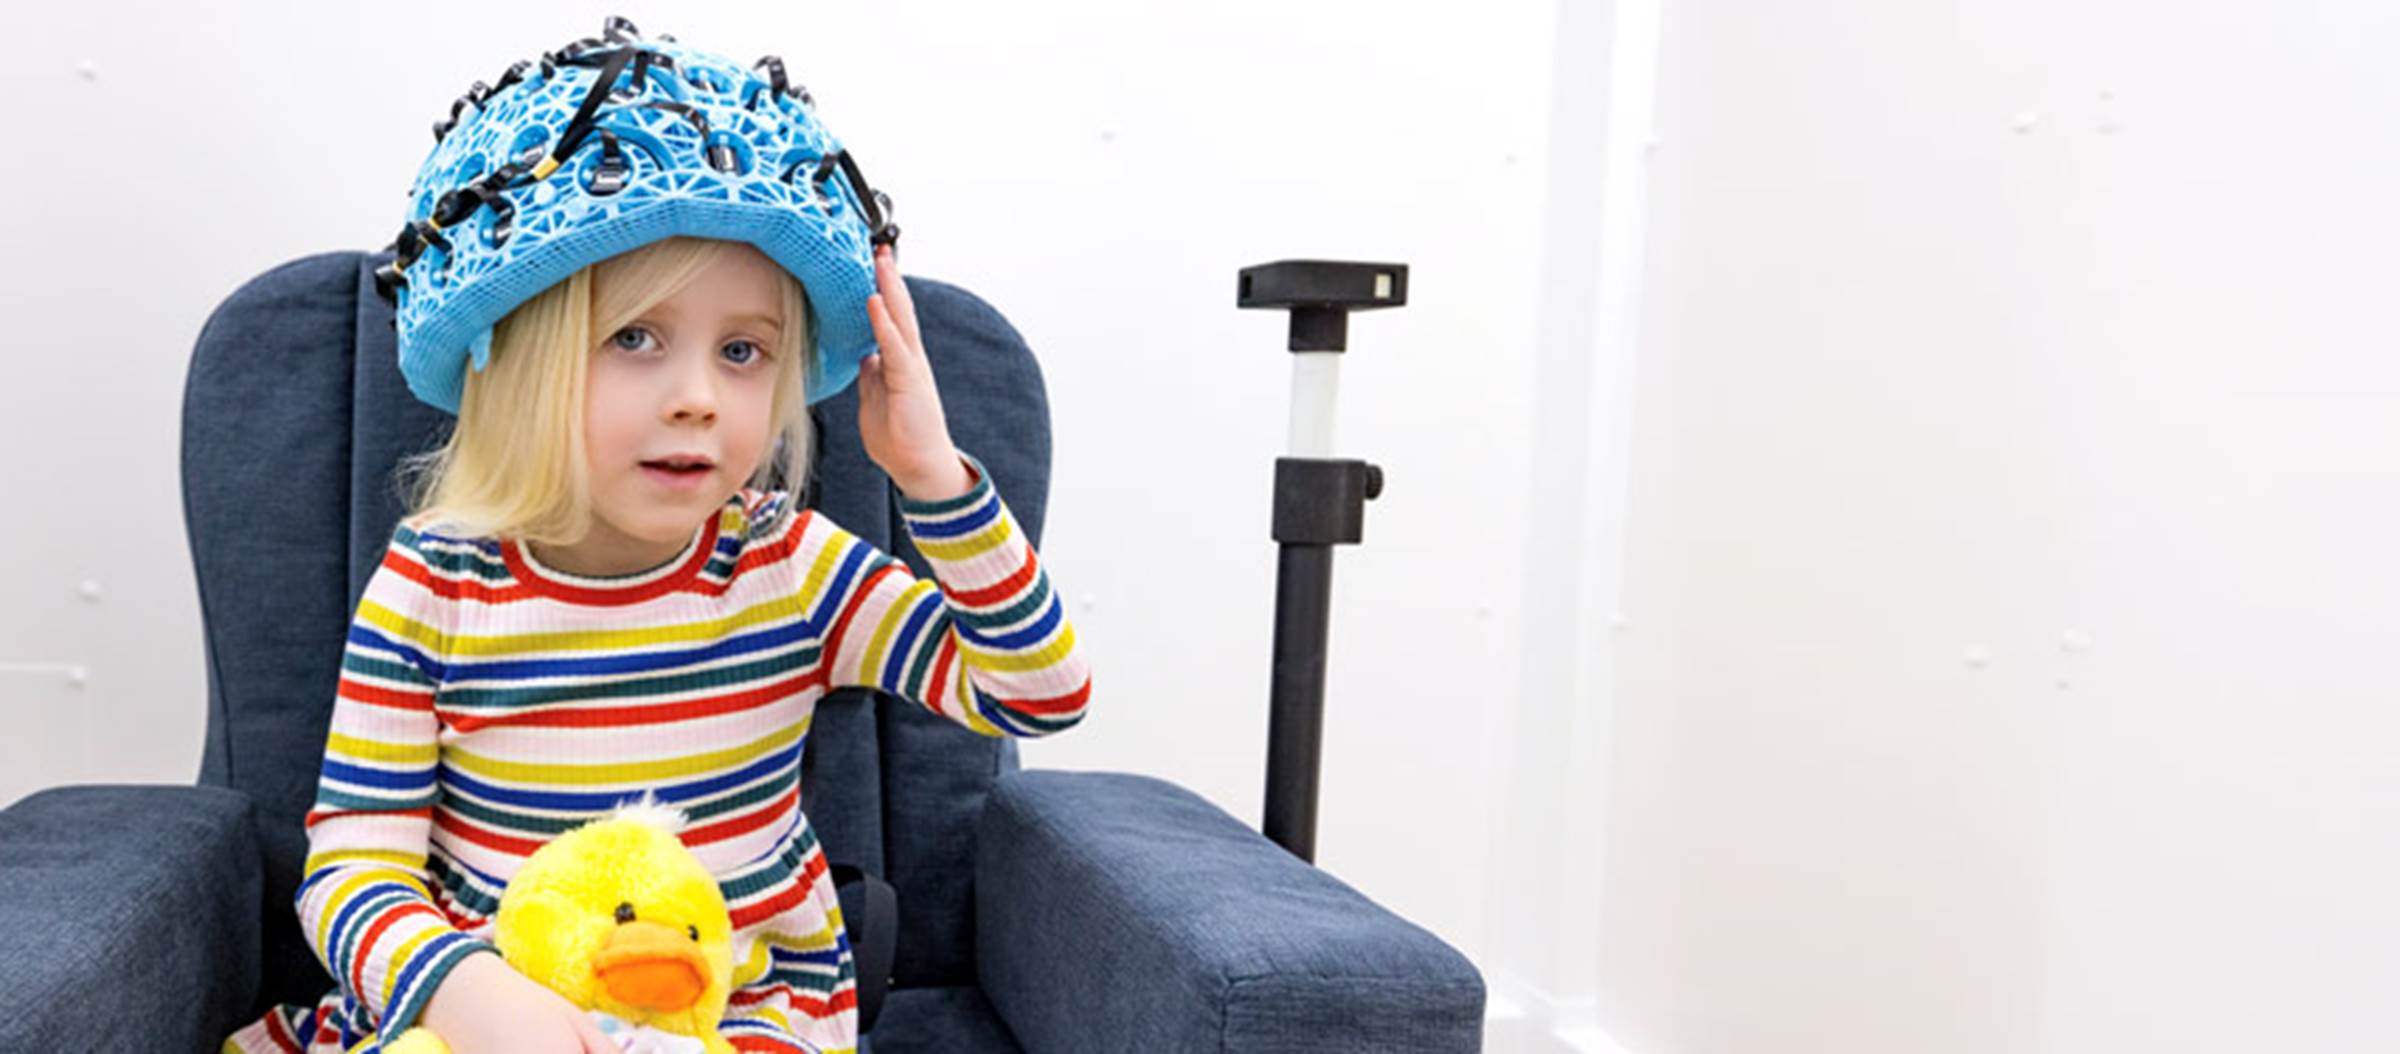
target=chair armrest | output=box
[974,771,1485,1053]
[0,784,263,1050]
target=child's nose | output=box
[664,356,720,421]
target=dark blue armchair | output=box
[0,249,1485,1052]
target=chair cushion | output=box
[862,986,1024,1054]
[0,784,261,1049]
[975,771,1488,1053]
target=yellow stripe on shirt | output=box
[441,718,808,785]
[328,732,438,766]
[445,591,811,658]
[959,623,1080,674]
[378,924,446,1008]
[909,515,1013,563]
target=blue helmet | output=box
[373,16,900,415]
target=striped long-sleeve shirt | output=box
[239,448,1090,1052]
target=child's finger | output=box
[867,293,902,355]
[857,354,883,417]
[877,246,923,350]
[569,1008,621,1054]
[867,291,924,386]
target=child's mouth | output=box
[641,460,714,487]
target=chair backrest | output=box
[183,249,1052,1011]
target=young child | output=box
[222,18,1091,1054]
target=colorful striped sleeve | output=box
[813,447,1093,737]
[292,522,497,1046]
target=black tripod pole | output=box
[1238,259,1408,862]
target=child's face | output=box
[580,243,787,565]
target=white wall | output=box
[2,0,1558,1012]
[1596,1,2400,1052]
[1480,0,1658,1049]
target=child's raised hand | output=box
[860,244,973,502]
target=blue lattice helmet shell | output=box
[373,16,900,415]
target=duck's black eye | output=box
[687,924,700,941]
[615,902,637,924]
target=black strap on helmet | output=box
[635,100,711,138]
[752,55,814,108]
[545,36,607,66]
[587,131,632,195]
[808,149,902,249]
[627,49,665,96]
[429,178,521,244]
[435,56,545,144]
[635,101,750,173]
[549,46,639,177]
[374,215,456,303]
[431,81,490,144]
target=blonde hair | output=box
[397,236,817,545]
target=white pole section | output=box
[1287,351,1343,458]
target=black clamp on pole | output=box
[1237,259,1408,862]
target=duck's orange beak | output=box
[593,920,709,1013]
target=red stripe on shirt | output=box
[347,901,441,998]
[433,809,548,857]
[951,546,1039,608]
[681,785,798,849]
[339,679,435,712]
[821,560,907,685]
[728,849,828,929]
[1006,676,1092,716]
[728,981,859,1017]
[445,673,820,732]
[926,634,958,718]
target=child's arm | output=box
[810,448,1093,737]
[295,524,499,1047]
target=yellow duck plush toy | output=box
[384,797,739,1054]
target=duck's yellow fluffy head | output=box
[493,799,735,1037]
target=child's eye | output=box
[609,326,658,353]
[722,340,769,367]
